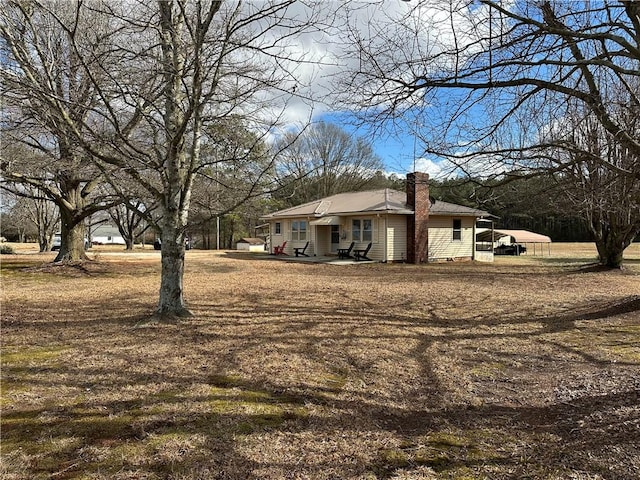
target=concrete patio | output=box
[268,254,376,265]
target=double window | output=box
[292,220,307,241]
[352,219,372,242]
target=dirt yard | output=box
[2,243,639,479]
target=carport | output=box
[476,229,552,255]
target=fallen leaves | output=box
[1,245,639,479]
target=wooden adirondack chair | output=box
[294,242,309,257]
[273,241,287,255]
[337,242,355,259]
[354,242,372,261]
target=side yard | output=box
[1,244,639,479]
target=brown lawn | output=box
[1,243,639,480]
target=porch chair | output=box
[294,242,310,257]
[337,242,355,259]
[273,241,287,255]
[354,242,372,261]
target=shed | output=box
[236,237,266,252]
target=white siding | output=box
[272,218,316,255]
[475,250,494,262]
[368,218,383,260]
[92,224,125,244]
[386,215,407,262]
[237,243,265,252]
[314,225,331,256]
[428,216,474,260]
[289,218,311,255]
[269,214,481,262]
[270,220,286,254]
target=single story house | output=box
[236,237,267,252]
[91,223,125,245]
[262,172,494,263]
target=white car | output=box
[52,234,61,251]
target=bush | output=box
[0,244,15,255]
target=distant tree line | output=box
[429,176,594,242]
[1,119,396,250]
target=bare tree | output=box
[0,192,38,243]
[2,1,325,319]
[18,187,60,252]
[189,116,275,248]
[548,98,640,268]
[0,188,59,251]
[338,0,640,267]
[0,3,119,261]
[273,121,385,206]
[109,199,156,251]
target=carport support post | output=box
[406,172,430,264]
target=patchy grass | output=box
[1,243,639,479]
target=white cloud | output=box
[244,1,502,169]
[255,0,491,125]
[413,157,445,178]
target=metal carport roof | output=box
[476,229,552,243]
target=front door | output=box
[331,225,340,253]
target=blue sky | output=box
[318,112,423,176]
[275,1,485,180]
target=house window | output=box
[453,219,462,241]
[352,218,373,242]
[363,219,372,242]
[292,220,307,241]
[275,222,281,234]
[352,219,361,241]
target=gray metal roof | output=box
[237,237,265,245]
[263,189,490,219]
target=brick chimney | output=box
[406,172,430,263]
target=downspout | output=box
[491,219,495,261]
[307,217,318,257]
[472,217,477,260]
[384,214,388,262]
[270,221,274,254]
[379,213,387,263]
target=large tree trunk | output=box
[157,220,191,319]
[38,228,54,253]
[54,210,88,262]
[594,234,632,269]
[595,244,624,268]
[589,214,639,269]
[53,166,91,262]
[38,235,53,253]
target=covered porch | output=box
[309,215,342,256]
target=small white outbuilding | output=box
[236,237,266,252]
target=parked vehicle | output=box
[494,243,527,256]
[51,234,90,251]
